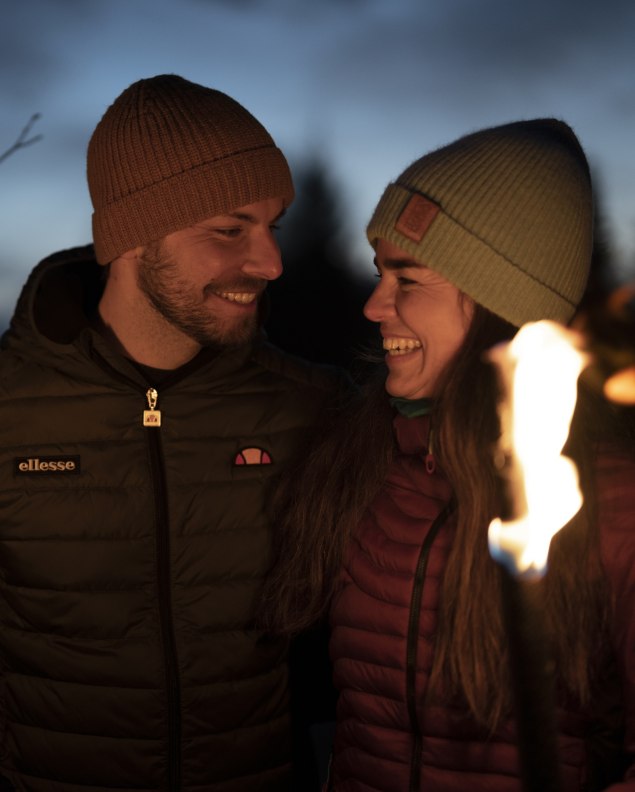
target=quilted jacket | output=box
[0,247,343,792]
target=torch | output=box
[487,320,590,792]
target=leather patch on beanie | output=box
[395,194,440,242]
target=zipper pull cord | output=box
[424,424,436,474]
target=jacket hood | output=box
[3,245,104,353]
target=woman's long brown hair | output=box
[261,305,621,731]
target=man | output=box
[0,75,343,791]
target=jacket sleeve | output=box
[598,448,635,789]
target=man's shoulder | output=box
[23,244,98,291]
[38,244,96,268]
[251,341,353,395]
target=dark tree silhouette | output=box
[575,178,635,392]
[577,176,619,314]
[264,158,376,370]
[263,160,379,789]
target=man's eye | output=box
[214,227,241,238]
[270,223,281,232]
[398,276,416,286]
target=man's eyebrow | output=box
[228,208,287,224]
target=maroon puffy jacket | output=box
[328,413,635,791]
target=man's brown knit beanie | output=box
[366,119,593,326]
[87,74,294,264]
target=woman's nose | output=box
[363,281,395,323]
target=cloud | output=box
[314,0,635,115]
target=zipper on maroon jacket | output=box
[90,350,183,790]
[406,502,454,792]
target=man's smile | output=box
[214,291,259,304]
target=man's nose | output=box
[242,228,283,281]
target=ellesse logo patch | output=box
[14,456,81,475]
[233,447,272,466]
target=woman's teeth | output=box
[383,338,422,356]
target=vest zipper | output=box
[406,502,454,792]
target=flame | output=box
[488,321,589,577]
[604,367,635,404]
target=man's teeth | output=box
[383,338,422,356]
[218,292,257,304]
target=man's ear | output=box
[118,246,142,263]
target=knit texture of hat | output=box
[87,74,294,264]
[367,119,593,326]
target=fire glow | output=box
[488,321,589,577]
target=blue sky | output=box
[2,0,635,322]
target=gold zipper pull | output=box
[143,387,161,427]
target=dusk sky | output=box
[2,0,635,323]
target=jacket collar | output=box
[393,411,433,456]
[3,245,263,389]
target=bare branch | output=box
[0,113,43,165]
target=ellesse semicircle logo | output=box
[233,447,273,466]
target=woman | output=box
[264,119,635,790]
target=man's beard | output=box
[137,241,263,350]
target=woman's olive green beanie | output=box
[367,119,593,326]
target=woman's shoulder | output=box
[595,438,635,485]
[595,439,635,577]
